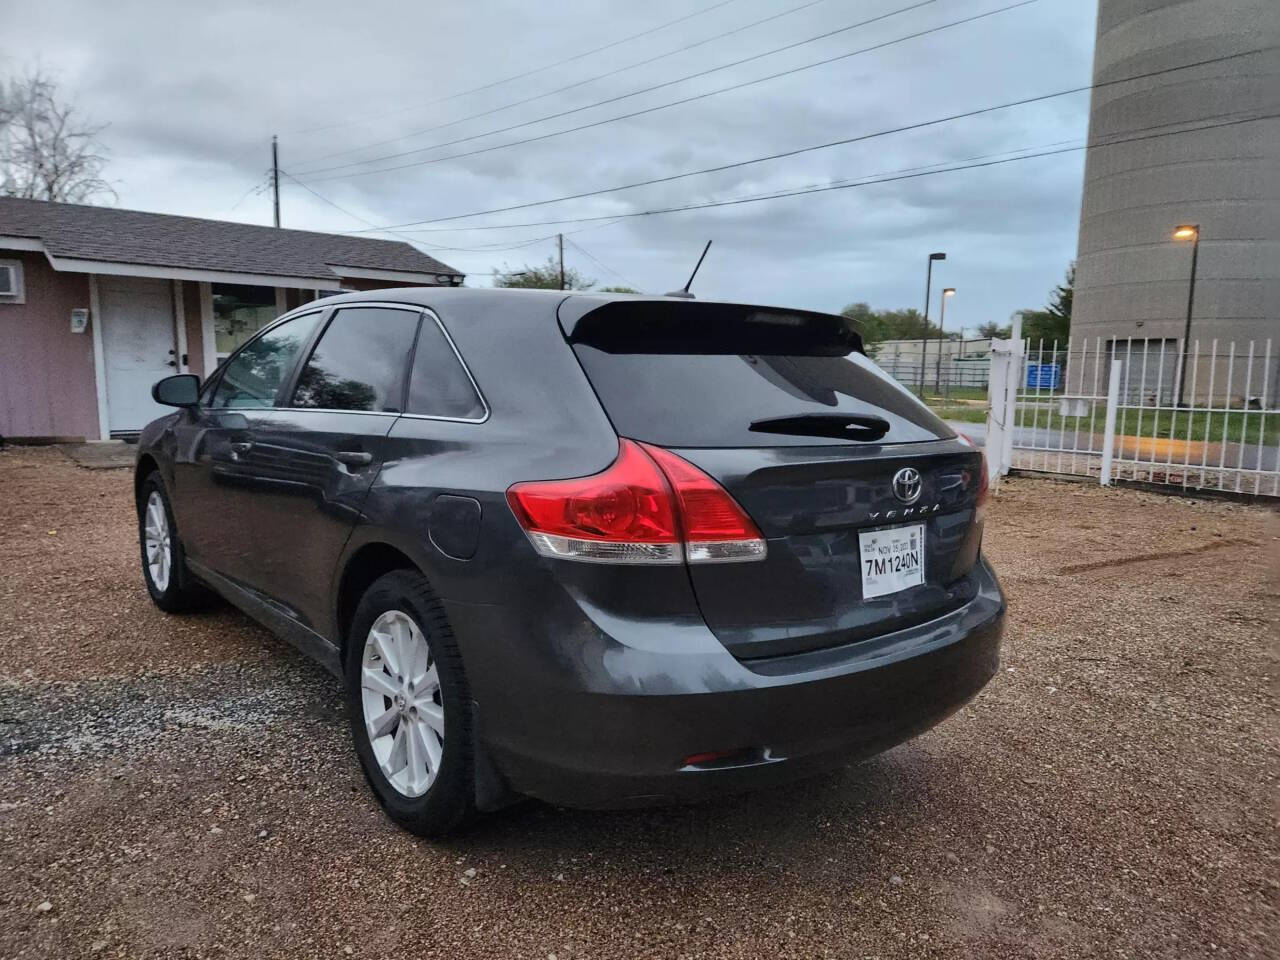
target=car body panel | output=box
[134,287,1005,811]
[225,408,396,631]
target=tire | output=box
[137,472,205,613]
[344,569,475,836]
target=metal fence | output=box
[871,339,992,392]
[988,335,1278,498]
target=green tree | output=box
[840,302,956,343]
[491,255,593,290]
[976,320,1012,339]
[1016,262,1074,346]
[598,285,640,293]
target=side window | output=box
[210,312,321,409]
[290,307,420,412]
[406,316,485,420]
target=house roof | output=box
[0,196,462,285]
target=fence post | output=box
[1100,359,1123,486]
[1000,316,1022,480]
[986,346,1008,489]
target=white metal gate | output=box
[986,326,1278,498]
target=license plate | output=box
[858,523,925,599]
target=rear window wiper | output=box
[749,413,890,442]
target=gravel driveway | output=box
[1,445,1275,959]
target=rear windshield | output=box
[573,346,955,448]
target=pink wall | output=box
[0,252,99,441]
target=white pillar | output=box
[1100,360,1124,486]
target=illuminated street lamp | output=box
[918,252,946,394]
[935,288,956,395]
[1173,224,1200,407]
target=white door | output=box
[99,276,178,433]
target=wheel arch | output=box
[333,536,516,813]
[134,453,161,506]
[334,541,422,654]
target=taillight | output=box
[637,442,767,562]
[956,432,989,511]
[507,439,766,565]
[976,453,989,508]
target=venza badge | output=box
[892,467,923,504]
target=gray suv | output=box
[135,288,1004,835]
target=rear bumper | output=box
[450,557,1004,809]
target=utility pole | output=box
[271,135,281,228]
[918,252,946,396]
[558,233,565,290]
[936,288,955,398]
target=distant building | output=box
[871,338,995,391]
[1070,0,1278,400]
[0,197,463,441]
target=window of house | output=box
[210,312,321,409]
[406,316,486,420]
[212,283,280,360]
[0,260,25,304]
[290,307,421,412]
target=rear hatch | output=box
[561,297,986,660]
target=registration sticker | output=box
[858,523,925,599]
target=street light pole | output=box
[936,287,956,398]
[1173,224,1199,407]
[918,252,946,395]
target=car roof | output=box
[310,286,851,326]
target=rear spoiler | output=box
[557,295,865,357]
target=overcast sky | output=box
[4,0,1097,335]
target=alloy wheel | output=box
[360,610,445,797]
[143,490,172,592]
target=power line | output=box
[294,0,979,180]
[226,171,272,213]
[342,47,1275,231]
[368,113,1277,234]
[386,138,1081,236]
[292,0,841,170]
[291,0,750,136]
[564,236,643,291]
[277,168,579,257]
[278,168,384,228]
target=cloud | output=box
[1,0,1098,331]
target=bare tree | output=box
[0,70,114,204]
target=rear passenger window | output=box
[210,312,321,409]
[291,307,420,412]
[406,317,485,420]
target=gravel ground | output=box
[0,445,1276,960]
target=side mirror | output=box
[152,373,201,408]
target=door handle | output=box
[334,450,373,466]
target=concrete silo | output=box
[1070,0,1279,402]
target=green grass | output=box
[915,386,988,403]
[925,399,1279,445]
[929,405,988,424]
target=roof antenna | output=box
[664,240,711,299]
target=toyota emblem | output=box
[892,467,923,505]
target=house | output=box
[0,197,464,441]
